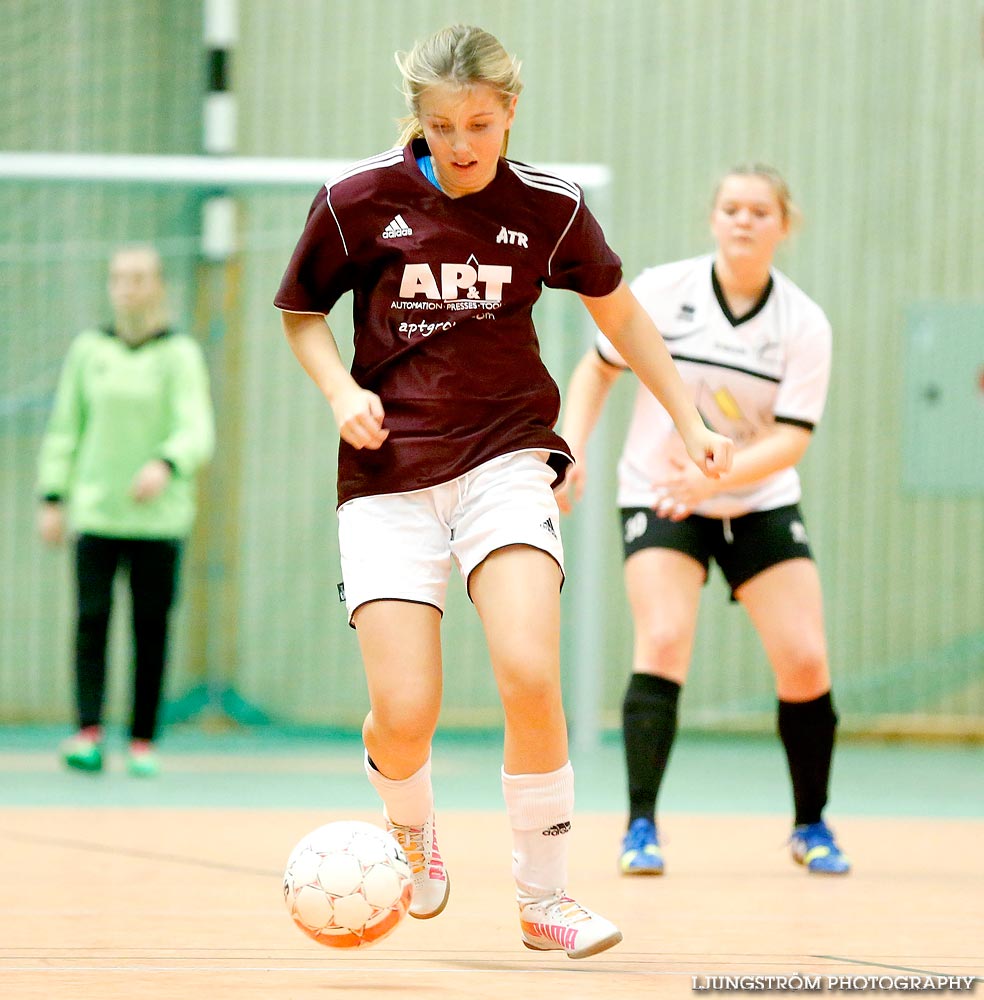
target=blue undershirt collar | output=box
[416,154,442,191]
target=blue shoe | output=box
[791,820,851,874]
[619,818,664,875]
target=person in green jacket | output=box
[36,245,215,777]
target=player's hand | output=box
[684,427,734,479]
[652,456,715,520]
[652,492,692,521]
[130,459,172,502]
[555,455,586,515]
[38,501,66,546]
[332,386,389,450]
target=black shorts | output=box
[619,503,814,597]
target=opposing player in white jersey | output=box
[559,165,850,878]
[276,25,733,959]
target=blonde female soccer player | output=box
[275,25,733,958]
[558,165,850,878]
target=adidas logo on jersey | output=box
[540,517,557,538]
[382,214,413,239]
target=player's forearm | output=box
[281,312,357,403]
[37,349,84,496]
[711,424,811,492]
[560,351,619,456]
[605,312,703,441]
[581,283,704,444]
[159,345,215,474]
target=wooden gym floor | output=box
[0,730,981,998]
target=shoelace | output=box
[389,824,426,874]
[625,825,655,852]
[546,896,591,925]
[786,821,838,852]
[805,822,835,845]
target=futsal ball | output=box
[283,820,414,949]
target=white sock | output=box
[502,761,575,900]
[363,749,433,827]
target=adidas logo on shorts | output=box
[382,214,413,239]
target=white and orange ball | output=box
[284,820,414,949]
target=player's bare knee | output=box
[635,626,691,676]
[371,706,438,749]
[499,675,563,726]
[774,645,829,691]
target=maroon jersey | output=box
[275,139,622,506]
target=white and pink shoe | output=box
[386,813,450,918]
[519,893,622,959]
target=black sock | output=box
[777,691,838,827]
[622,673,681,826]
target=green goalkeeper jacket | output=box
[37,326,215,539]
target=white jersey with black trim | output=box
[596,254,832,518]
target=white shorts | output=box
[337,450,565,624]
